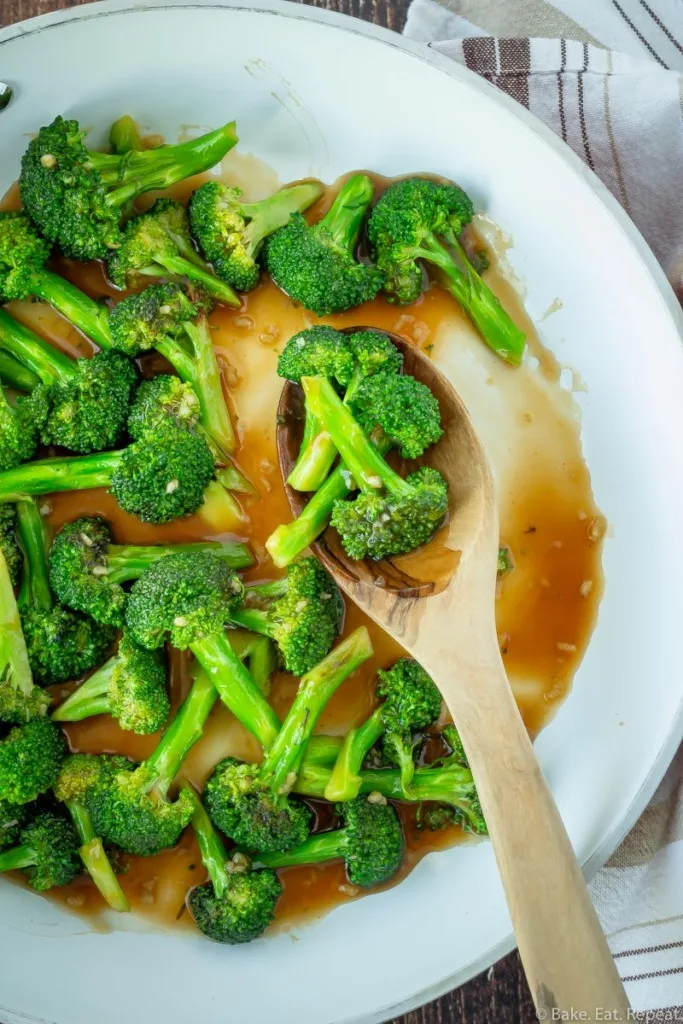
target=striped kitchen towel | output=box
[403,0,683,1014]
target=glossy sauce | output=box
[1,164,603,934]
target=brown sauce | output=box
[1,171,603,936]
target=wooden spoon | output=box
[277,330,630,1021]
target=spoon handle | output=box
[427,640,629,1020]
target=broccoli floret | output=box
[0,429,216,525]
[0,308,137,454]
[349,372,443,459]
[0,810,81,890]
[108,199,239,306]
[256,794,404,889]
[0,720,66,805]
[0,212,112,348]
[17,497,115,686]
[0,505,21,589]
[127,376,200,441]
[368,177,525,365]
[346,329,403,384]
[204,628,373,853]
[49,516,252,628]
[325,658,442,801]
[265,174,382,315]
[277,325,355,387]
[227,557,343,675]
[187,790,281,944]
[0,388,37,472]
[108,115,142,156]
[108,283,235,459]
[86,667,217,855]
[189,180,324,292]
[0,797,28,851]
[53,631,169,735]
[20,115,238,261]
[302,376,447,560]
[0,544,51,724]
[54,755,130,912]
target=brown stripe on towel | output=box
[611,0,669,67]
[462,36,497,75]
[614,940,683,959]
[494,38,531,108]
[558,37,568,142]
[638,0,683,57]
[577,43,595,169]
[622,966,683,983]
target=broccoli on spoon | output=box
[19,115,238,261]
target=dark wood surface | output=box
[0,0,538,1020]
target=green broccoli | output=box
[127,375,200,441]
[0,426,216,525]
[48,516,252,627]
[324,659,442,801]
[0,546,51,724]
[16,500,115,686]
[349,372,443,459]
[0,719,66,805]
[0,212,113,348]
[108,115,142,156]
[0,810,81,890]
[0,387,37,473]
[282,327,404,492]
[498,546,514,576]
[302,376,448,560]
[109,283,236,458]
[0,505,21,589]
[0,350,40,392]
[187,788,281,944]
[368,177,526,365]
[0,796,28,851]
[0,308,137,454]
[85,665,218,855]
[124,550,281,749]
[227,557,343,676]
[265,174,382,315]
[204,627,373,853]
[54,755,130,911]
[20,115,238,261]
[228,632,277,697]
[53,631,169,735]
[189,180,324,292]
[297,738,487,836]
[255,794,404,889]
[107,199,239,306]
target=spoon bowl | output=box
[276,333,630,1021]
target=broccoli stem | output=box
[228,632,277,696]
[0,844,36,871]
[266,436,393,568]
[189,632,281,750]
[323,708,384,801]
[109,115,143,155]
[241,182,326,253]
[302,377,408,498]
[320,174,375,252]
[52,659,115,722]
[93,121,239,210]
[148,253,240,308]
[226,607,273,638]
[185,784,230,897]
[28,270,113,350]
[0,548,34,704]
[15,499,51,612]
[254,829,348,870]
[419,233,526,367]
[104,540,253,584]
[0,308,76,384]
[183,318,236,456]
[0,450,122,501]
[259,627,373,793]
[66,798,130,912]
[144,666,218,798]
[0,351,40,392]
[287,364,368,494]
[295,760,483,831]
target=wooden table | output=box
[0,0,540,1020]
